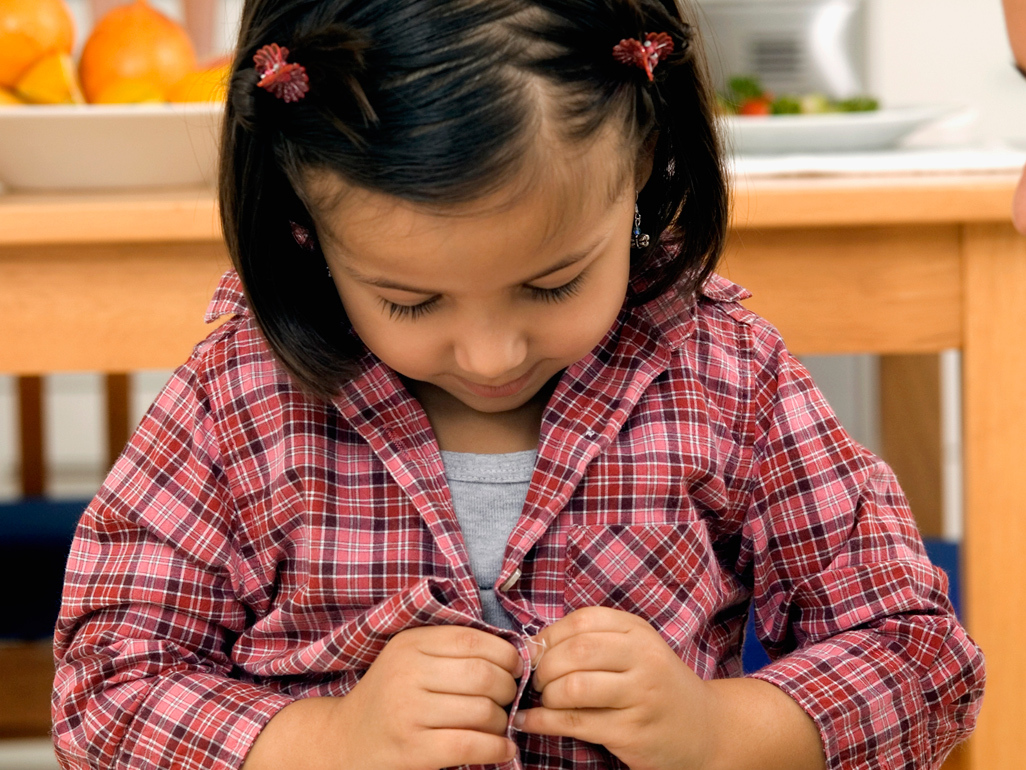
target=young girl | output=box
[52,0,984,768]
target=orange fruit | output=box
[79,0,197,104]
[14,51,83,104]
[0,85,26,105]
[92,78,163,104]
[0,0,76,88]
[166,59,230,102]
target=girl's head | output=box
[220,0,728,402]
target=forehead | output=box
[303,126,634,249]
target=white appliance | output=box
[695,0,868,98]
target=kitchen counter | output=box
[0,171,1022,769]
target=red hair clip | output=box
[254,43,310,102]
[612,32,674,81]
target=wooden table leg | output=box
[16,375,45,497]
[879,354,944,538]
[104,373,131,470]
[961,223,1026,769]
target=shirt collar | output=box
[633,272,752,353]
[205,270,248,323]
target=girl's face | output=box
[308,134,637,418]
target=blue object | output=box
[742,537,961,674]
[0,498,89,639]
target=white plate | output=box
[0,103,223,191]
[720,106,955,156]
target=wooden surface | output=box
[0,174,1017,244]
[0,174,1022,766]
[960,223,1026,770]
[879,355,944,538]
[16,377,44,497]
[718,225,961,354]
[0,241,229,373]
[0,642,56,738]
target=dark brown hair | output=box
[219,0,728,399]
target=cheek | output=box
[547,264,629,357]
[335,288,438,374]
[352,319,439,377]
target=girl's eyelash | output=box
[379,273,586,320]
[527,273,586,303]
[381,296,439,320]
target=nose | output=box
[453,322,529,381]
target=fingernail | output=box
[525,636,548,670]
[512,711,526,730]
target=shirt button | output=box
[499,568,522,592]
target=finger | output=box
[536,670,632,711]
[408,626,524,678]
[420,655,519,706]
[513,706,616,745]
[531,607,636,663]
[422,729,517,769]
[418,693,511,735]
[532,630,632,692]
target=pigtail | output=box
[519,0,727,305]
[218,17,368,400]
[627,0,728,305]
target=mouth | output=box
[457,366,538,399]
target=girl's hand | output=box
[243,625,522,770]
[337,625,523,769]
[513,606,715,770]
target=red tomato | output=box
[738,97,772,116]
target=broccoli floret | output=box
[837,96,879,112]
[771,95,802,115]
[727,75,765,102]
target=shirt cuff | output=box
[56,672,295,770]
[748,630,929,770]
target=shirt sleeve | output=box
[52,358,295,770]
[741,338,985,770]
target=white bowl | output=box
[0,103,223,191]
[720,106,956,156]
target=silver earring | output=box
[632,203,650,248]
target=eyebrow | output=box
[344,236,607,294]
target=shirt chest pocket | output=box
[563,523,722,656]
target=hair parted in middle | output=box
[219,0,729,399]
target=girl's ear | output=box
[635,130,659,192]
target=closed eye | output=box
[526,272,586,303]
[379,271,587,321]
[380,295,440,320]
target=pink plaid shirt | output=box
[53,270,984,770]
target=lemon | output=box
[0,0,76,88]
[14,51,83,104]
[167,60,230,102]
[92,78,164,104]
[0,85,26,106]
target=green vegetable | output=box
[727,75,765,102]
[836,95,880,112]
[719,74,881,116]
[770,95,801,115]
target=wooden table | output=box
[1,176,1023,766]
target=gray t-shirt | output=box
[439,449,536,630]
